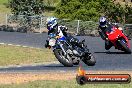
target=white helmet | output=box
[46,17,57,30]
[99,16,107,27]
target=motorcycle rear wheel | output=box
[82,54,96,66]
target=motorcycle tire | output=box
[82,54,96,66]
[118,39,131,54]
[54,49,73,67]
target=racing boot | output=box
[45,40,50,48]
[105,40,112,50]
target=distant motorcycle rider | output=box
[98,16,113,50]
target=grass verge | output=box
[0,79,131,88]
[0,44,56,66]
[0,0,8,5]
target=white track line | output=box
[0,42,41,49]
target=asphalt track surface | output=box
[0,31,132,72]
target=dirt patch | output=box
[0,72,76,84]
[0,71,132,84]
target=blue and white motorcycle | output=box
[47,27,96,67]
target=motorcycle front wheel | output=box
[118,39,131,54]
[54,49,73,67]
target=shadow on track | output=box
[94,51,131,54]
[0,64,78,72]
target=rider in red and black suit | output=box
[98,16,113,50]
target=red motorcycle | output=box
[106,26,131,53]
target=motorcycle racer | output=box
[98,16,127,50]
[45,17,82,48]
[98,16,113,50]
[44,17,96,66]
[45,17,67,48]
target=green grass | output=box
[0,0,10,13]
[43,0,60,6]
[0,0,8,5]
[0,45,56,66]
[43,11,55,16]
[0,0,11,24]
[0,79,131,88]
[0,5,11,14]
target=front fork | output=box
[59,43,67,56]
[52,42,67,56]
